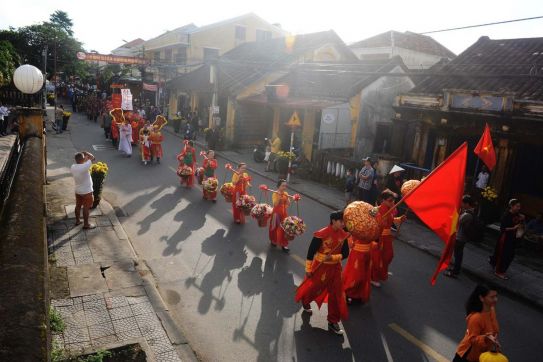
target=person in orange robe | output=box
[342,234,373,304]
[295,210,350,335]
[177,141,197,187]
[130,114,140,145]
[201,150,218,201]
[231,163,251,224]
[454,285,499,362]
[372,190,406,285]
[149,126,164,164]
[269,179,291,253]
[110,120,119,147]
[139,128,151,165]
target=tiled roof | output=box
[409,36,543,100]
[170,31,358,94]
[350,31,455,59]
[276,57,407,100]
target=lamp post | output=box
[285,111,302,183]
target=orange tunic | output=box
[372,204,401,282]
[232,172,250,223]
[269,192,289,247]
[149,131,164,158]
[202,158,218,200]
[139,131,151,162]
[456,309,499,361]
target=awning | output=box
[239,93,345,109]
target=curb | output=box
[395,235,543,311]
[164,126,543,312]
[100,197,199,362]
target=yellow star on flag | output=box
[449,209,459,237]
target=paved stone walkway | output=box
[46,116,192,361]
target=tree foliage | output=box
[0,40,20,85]
[0,11,88,81]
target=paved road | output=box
[68,113,543,361]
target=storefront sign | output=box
[121,89,133,111]
[143,83,158,92]
[76,52,147,65]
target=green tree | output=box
[0,40,20,85]
[49,10,74,36]
[0,11,88,81]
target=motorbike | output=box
[253,137,269,163]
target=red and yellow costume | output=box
[131,119,139,144]
[295,226,350,324]
[202,157,218,200]
[373,204,402,282]
[342,236,373,302]
[110,121,119,143]
[232,171,250,223]
[139,129,151,162]
[177,144,196,187]
[269,191,290,247]
[149,129,164,160]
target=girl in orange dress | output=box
[231,163,251,224]
[269,179,291,253]
[201,150,218,201]
[177,140,197,187]
[454,285,499,362]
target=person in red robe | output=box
[149,126,164,164]
[110,120,119,147]
[131,115,140,145]
[201,150,218,201]
[295,211,350,335]
[230,163,251,224]
[342,235,375,304]
[371,190,406,285]
[177,140,197,187]
[269,179,291,253]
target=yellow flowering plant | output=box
[481,186,498,202]
[63,111,72,117]
[90,162,109,176]
[276,151,296,161]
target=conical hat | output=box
[389,165,405,174]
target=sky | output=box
[1,0,542,56]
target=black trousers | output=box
[451,240,466,274]
[358,187,372,203]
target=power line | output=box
[420,15,543,34]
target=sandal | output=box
[83,224,96,230]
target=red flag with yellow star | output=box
[474,123,496,171]
[403,143,467,284]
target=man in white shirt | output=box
[70,151,96,229]
[476,165,489,190]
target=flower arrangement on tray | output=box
[281,216,307,240]
[236,194,257,215]
[220,182,235,202]
[250,203,273,227]
[203,177,219,192]
[62,111,72,118]
[276,151,296,161]
[481,186,498,202]
[89,162,109,209]
[177,165,194,177]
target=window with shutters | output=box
[235,26,246,41]
[175,47,187,64]
[256,29,272,42]
[203,48,219,62]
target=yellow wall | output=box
[225,97,236,144]
[349,93,361,147]
[302,109,315,160]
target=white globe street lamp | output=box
[13,64,44,94]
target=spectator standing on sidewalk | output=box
[0,103,10,136]
[344,168,356,206]
[490,199,525,280]
[55,105,64,134]
[357,157,374,203]
[453,284,500,362]
[103,111,112,139]
[266,136,282,172]
[445,195,476,278]
[70,151,96,229]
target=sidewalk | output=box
[46,116,196,361]
[165,126,543,310]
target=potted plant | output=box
[62,111,72,131]
[276,151,295,178]
[89,162,109,209]
[480,186,499,224]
